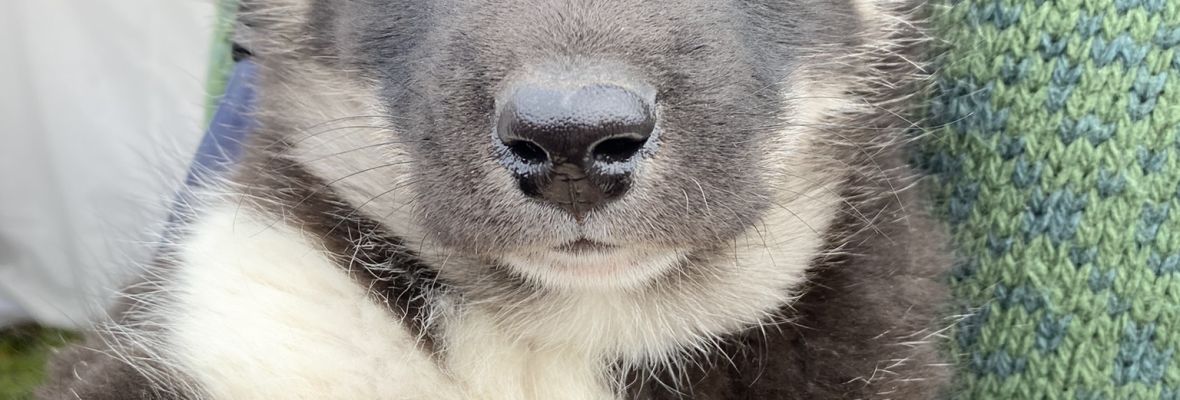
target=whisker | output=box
[273,138,427,171]
[251,161,413,235]
[322,177,423,238]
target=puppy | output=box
[40,0,951,398]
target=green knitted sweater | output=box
[921,0,1180,398]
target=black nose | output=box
[495,82,657,218]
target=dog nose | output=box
[499,84,655,166]
[496,82,657,218]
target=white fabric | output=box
[0,0,214,328]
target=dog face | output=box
[242,0,882,289]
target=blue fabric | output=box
[186,59,257,186]
[164,60,256,229]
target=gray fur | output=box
[40,0,952,398]
[247,0,866,253]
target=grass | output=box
[0,325,77,399]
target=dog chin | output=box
[499,244,688,291]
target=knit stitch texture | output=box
[918,0,1180,398]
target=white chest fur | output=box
[163,207,618,399]
[160,157,837,399]
[165,208,453,399]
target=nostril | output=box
[506,140,548,164]
[493,75,658,216]
[591,135,648,163]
